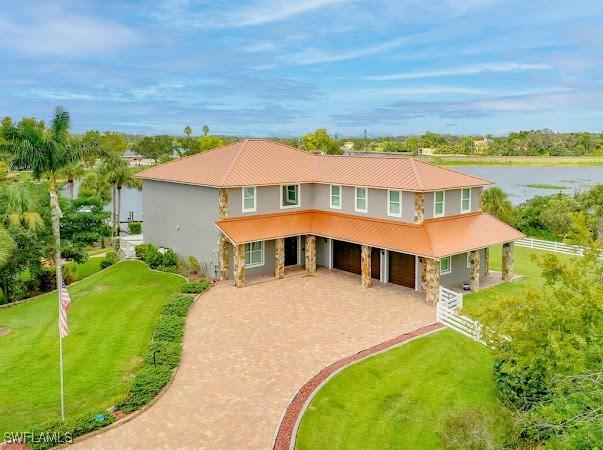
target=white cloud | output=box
[227,0,352,26]
[0,9,140,56]
[331,85,486,101]
[363,62,552,80]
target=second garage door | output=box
[333,240,361,275]
[389,251,415,288]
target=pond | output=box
[453,165,603,204]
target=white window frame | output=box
[244,241,264,268]
[241,186,257,213]
[280,184,301,209]
[330,184,342,210]
[355,186,368,213]
[461,188,471,213]
[433,191,445,217]
[466,252,471,269]
[387,189,402,218]
[440,255,452,275]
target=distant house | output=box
[417,147,436,156]
[121,150,144,166]
[472,138,490,154]
[137,139,523,305]
[341,141,355,151]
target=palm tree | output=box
[101,156,138,236]
[5,107,101,292]
[0,227,14,267]
[481,187,515,225]
[3,184,44,231]
[61,161,85,200]
[202,124,209,136]
[184,126,192,137]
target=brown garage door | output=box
[371,248,381,280]
[389,252,415,288]
[333,240,361,275]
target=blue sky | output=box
[1,0,602,136]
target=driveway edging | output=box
[272,322,445,450]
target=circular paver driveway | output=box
[77,269,435,449]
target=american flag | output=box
[59,281,72,339]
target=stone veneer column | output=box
[469,250,480,292]
[423,257,440,306]
[484,247,490,276]
[502,242,514,281]
[305,235,316,274]
[275,238,285,279]
[361,245,372,288]
[218,188,229,280]
[414,192,425,224]
[233,243,245,288]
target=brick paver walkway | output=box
[75,268,435,449]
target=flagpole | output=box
[59,308,65,421]
[51,189,65,421]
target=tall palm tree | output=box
[202,124,209,136]
[481,187,515,225]
[101,156,138,236]
[0,227,14,267]
[60,161,85,200]
[3,184,44,231]
[5,107,101,291]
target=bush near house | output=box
[128,221,142,234]
[134,243,177,271]
[99,251,119,269]
[180,279,211,294]
[116,293,195,413]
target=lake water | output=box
[453,166,603,204]
[63,166,603,223]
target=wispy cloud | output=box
[330,86,486,101]
[363,62,552,80]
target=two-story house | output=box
[138,139,523,304]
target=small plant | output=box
[128,221,142,234]
[180,279,211,294]
[135,243,152,259]
[100,251,119,269]
[188,255,200,275]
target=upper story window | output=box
[281,184,300,208]
[242,186,256,212]
[461,188,471,213]
[440,255,451,274]
[330,185,342,209]
[355,187,368,213]
[244,241,264,267]
[387,190,402,217]
[434,191,445,217]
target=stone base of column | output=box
[305,235,316,274]
[502,242,513,281]
[469,250,480,292]
[424,258,440,306]
[233,243,245,287]
[275,238,285,279]
[361,245,372,288]
[219,234,229,281]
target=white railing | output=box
[437,286,484,343]
[514,237,603,259]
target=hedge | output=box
[180,279,211,294]
[115,293,196,413]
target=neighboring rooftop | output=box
[137,139,492,191]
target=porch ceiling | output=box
[215,210,524,259]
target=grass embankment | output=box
[297,330,508,450]
[462,245,573,317]
[427,155,603,166]
[0,261,184,435]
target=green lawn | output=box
[0,261,184,435]
[297,329,508,450]
[64,256,104,281]
[462,245,573,317]
[86,247,110,257]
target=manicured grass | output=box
[64,257,104,281]
[86,247,110,257]
[0,261,184,435]
[297,329,508,450]
[524,183,568,190]
[463,245,573,317]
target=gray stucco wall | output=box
[143,180,220,272]
[424,187,482,219]
[416,249,488,290]
[227,239,277,279]
[316,237,330,267]
[228,184,313,216]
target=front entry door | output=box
[284,237,298,266]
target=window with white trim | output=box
[434,191,445,217]
[440,256,451,274]
[330,185,342,209]
[387,190,402,217]
[355,187,368,213]
[244,241,264,267]
[281,185,299,208]
[461,188,471,213]
[242,186,256,212]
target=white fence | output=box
[515,237,603,259]
[437,286,484,343]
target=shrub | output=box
[28,411,116,450]
[100,251,119,269]
[438,408,501,450]
[144,340,182,369]
[62,266,75,285]
[153,314,185,342]
[155,265,179,273]
[128,221,142,234]
[160,249,177,267]
[162,294,194,317]
[115,365,172,413]
[135,243,151,260]
[187,255,200,275]
[180,279,211,294]
[145,245,163,269]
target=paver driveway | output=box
[76,268,435,449]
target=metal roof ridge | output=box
[219,140,248,186]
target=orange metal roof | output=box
[215,210,524,258]
[138,139,491,191]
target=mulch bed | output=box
[272,322,444,450]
